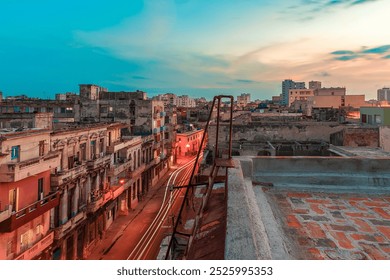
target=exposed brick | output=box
[289,197,304,205]
[287,215,301,229]
[287,192,312,198]
[293,208,310,214]
[300,215,330,222]
[315,238,337,248]
[323,249,339,260]
[351,218,375,233]
[297,236,311,247]
[349,200,368,211]
[330,224,357,232]
[363,201,389,207]
[325,205,347,210]
[377,226,390,239]
[349,197,367,201]
[379,244,390,254]
[310,204,325,215]
[372,208,390,219]
[345,212,375,219]
[374,234,386,243]
[369,219,390,226]
[350,233,377,242]
[359,243,388,260]
[307,247,324,260]
[306,198,332,204]
[328,231,354,250]
[330,211,344,219]
[306,222,326,239]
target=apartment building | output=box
[0,95,80,124]
[176,129,205,157]
[288,89,314,107]
[377,87,390,102]
[237,93,251,108]
[79,85,168,182]
[282,79,306,106]
[0,129,61,260]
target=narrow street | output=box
[86,156,196,260]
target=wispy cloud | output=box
[362,45,390,54]
[132,76,149,80]
[331,50,355,55]
[331,44,390,61]
[236,79,257,83]
[334,55,360,61]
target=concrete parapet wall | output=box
[225,160,272,259]
[251,156,390,193]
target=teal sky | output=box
[1,0,390,100]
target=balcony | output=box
[0,205,12,224]
[86,189,112,213]
[54,211,86,240]
[128,163,145,178]
[87,153,111,170]
[0,192,60,233]
[107,137,142,154]
[51,164,87,187]
[0,152,61,182]
[14,231,54,260]
[108,158,133,177]
[142,135,154,144]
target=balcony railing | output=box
[107,158,132,177]
[87,153,111,170]
[0,205,12,224]
[87,189,112,213]
[54,211,86,240]
[107,136,142,153]
[128,163,145,178]
[0,192,60,233]
[14,231,54,260]
[0,152,61,182]
[51,164,87,187]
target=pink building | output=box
[0,129,61,260]
[176,129,205,157]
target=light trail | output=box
[126,156,199,260]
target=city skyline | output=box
[1,0,390,100]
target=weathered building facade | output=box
[0,129,61,260]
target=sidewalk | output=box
[86,167,175,260]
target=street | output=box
[87,156,197,260]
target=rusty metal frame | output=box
[165,95,234,259]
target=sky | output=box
[1,0,390,100]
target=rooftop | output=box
[223,155,390,260]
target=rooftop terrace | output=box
[225,156,390,260]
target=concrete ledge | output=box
[225,159,272,260]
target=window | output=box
[13,106,20,113]
[90,140,96,158]
[361,114,367,123]
[375,115,382,124]
[80,143,86,161]
[11,146,20,160]
[38,178,44,200]
[20,230,33,251]
[36,224,43,236]
[39,141,45,156]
